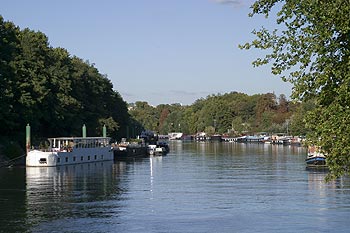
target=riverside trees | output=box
[1,15,314,161]
[129,92,305,137]
[240,0,350,180]
[0,16,129,147]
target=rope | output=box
[0,154,26,168]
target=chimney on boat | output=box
[26,124,30,154]
[82,124,86,138]
[103,124,107,137]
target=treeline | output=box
[0,16,130,149]
[0,16,314,158]
[129,92,314,136]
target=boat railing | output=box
[29,147,69,153]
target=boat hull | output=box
[305,156,326,166]
[114,146,148,160]
[26,147,113,167]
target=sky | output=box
[2,0,292,106]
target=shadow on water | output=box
[0,166,26,233]
[0,160,135,233]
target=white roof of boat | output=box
[47,137,110,140]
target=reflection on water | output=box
[26,161,120,201]
[0,166,26,233]
[24,161,127,232]
[1,142,350,232]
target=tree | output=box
[129,101,158,132]
[255,93,277,128]
[289,100,315,136]
[240,0,350,180]
[158,107,170,133]
[0,16,131,148]
[0,16,20,137]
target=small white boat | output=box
[26,137,113,167]
[147,145,163,156]
[168,132,183,140]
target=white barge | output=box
[25,124,113,167]
[26,137,113,167]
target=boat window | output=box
[57,158,60,163]
[101,155,104,160]
[94,155,97,160]
[81,156,83,161]
[39,158,47,164]
[88,156,90,161]
[65,157,68,163]
[73,156,76,162]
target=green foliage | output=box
[241,0,350,180]
[98,117,119,136]
[205,126,215,136]
[289,100,314,136]
[129,92,304,137]
[0,16,130,147]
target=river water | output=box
[1,142,350,233]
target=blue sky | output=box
[2,0,292,106]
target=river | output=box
[1,141,350,233]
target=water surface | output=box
[1,142,350,232]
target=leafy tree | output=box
[0,16,131,151]
[98,117,119,137]
[158,107,170,133]
[205,126,215,136]
[254,93,277,128]
[240,0,350,180]
[231,116,244,135]
[0,16,20,137]
[289,100,315,136]
[129,101,158,132]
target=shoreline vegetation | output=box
[2,1,348,178]
[1,15,312,161]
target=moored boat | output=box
[305,145,326,167]
[168,132,183,140]
[113,142,148,160]
[26,137,113,167]
[148,141,169,156]
[25,124,113,167]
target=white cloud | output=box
[212,0,244,7]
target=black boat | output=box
[157,141,170,154]
[305,155,326,166]
[114,143,148,160]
